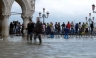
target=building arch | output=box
[10,0,30,15]
[1,0,9,14]
[0,0,10,16]
[0,0,35,37]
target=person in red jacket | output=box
[66,21,71,30]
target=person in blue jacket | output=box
[46,23,51,35]
[64,26,70,39]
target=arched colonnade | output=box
[0,0,35,37]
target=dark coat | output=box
[75,23,78,29]
[47,26,51,31]
[58,25,60,31]
[55,24,58,29]
[10,23,14,28]
[27,23,34,32]
[61,24,65,28]
[90,23,94,28]
[33,22,42,33]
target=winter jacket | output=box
[66,23,71,29]
[75,24,78,29]
[33,22,42,33]
[27,23,34,32]
[47,25,51,32]
[90,23,94,28]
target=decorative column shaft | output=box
[21,14,31,36]
[22,15,30,29]
[2,14,10,37]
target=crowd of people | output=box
[9,17,96,44]
[9,20,95,36]
[9,21,24,36]
[41,21,95,35]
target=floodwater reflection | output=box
[0,36,96,58]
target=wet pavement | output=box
[0,35,96,58]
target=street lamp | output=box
[85,13,94,33]
[39,8,49,23]
[92,4,96,13]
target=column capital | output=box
[21,13,31,19]
[29,16,33,19]
[2,14,11,18]
[21,15,30,19]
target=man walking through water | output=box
[27,19,34,42]
[33,17,42,44]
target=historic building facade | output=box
[0,0,35,37]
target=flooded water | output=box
[0,35,96,58]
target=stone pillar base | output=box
[23,29,28,36]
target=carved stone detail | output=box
[31,0,35,11]
[3,15,10,18]
[21,14,29,19]
[21,13,32,20]
[2,14,11,18]
[21,16,30,19]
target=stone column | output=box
[2,15,10,37]
[22,16,30,29]
[0,19,2,36]
[23,19,29,29]
[21,15,30,36]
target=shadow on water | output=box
[26,42,33,45]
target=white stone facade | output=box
[0,0,35,37]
